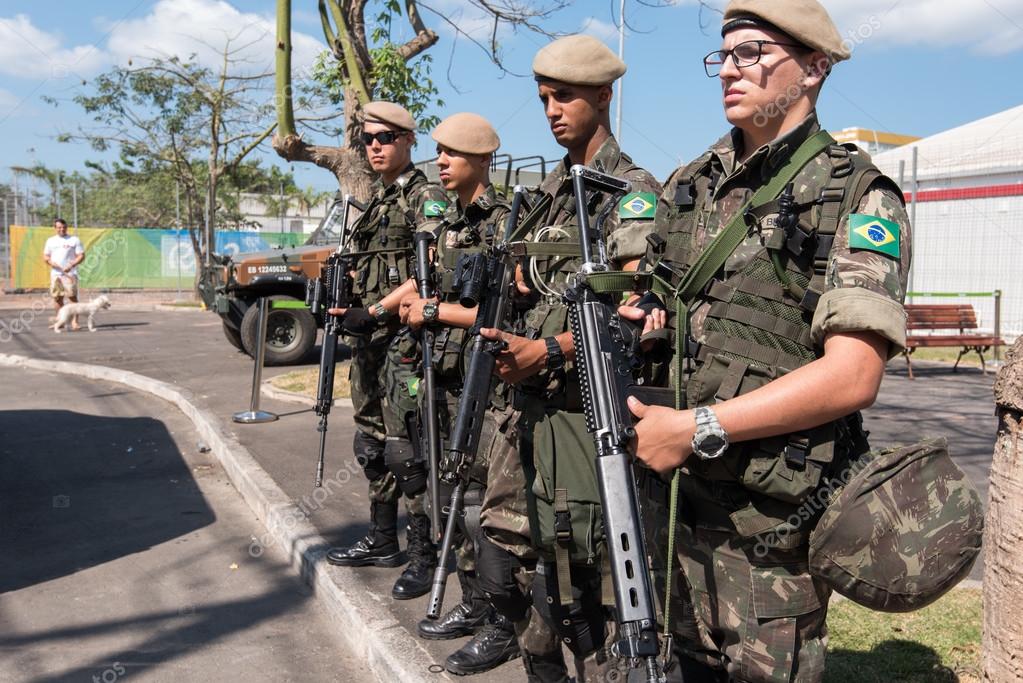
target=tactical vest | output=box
[654,141,901,524]
[349,172,430,303]
[432,196,510,383]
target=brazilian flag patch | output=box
[407,377,420,398]
[423,200,448,217]
[848,214,900,259]
[618,192,657,220]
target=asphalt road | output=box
[0,364,370,683]
[0,302,998,681]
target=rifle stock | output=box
[426,186,526,620]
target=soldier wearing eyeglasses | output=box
[324,101,453,604]
[631,0,912,680]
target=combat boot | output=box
[445,613,521,676]
[417,570,491,639]
[391,512,437,599]
[521,652,571,683]
[326,501,405,568]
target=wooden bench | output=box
[903,304,1005,379]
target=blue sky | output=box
[2,0,1022,196]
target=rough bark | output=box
[271,132,374,200]
[983,336,1023,682]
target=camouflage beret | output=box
[361,101,416,131]
[532,34,626,86]
[431,112,500,155]
[723,0,851,63]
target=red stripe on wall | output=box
[903,183,1023,203]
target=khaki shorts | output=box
[50,273,78,299]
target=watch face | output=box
[698,435,727,458]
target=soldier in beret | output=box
[631,0,912,680]
[324,101,453,603]
[477,34,665,681]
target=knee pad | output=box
[477,536,531,622]
[531,562,605,658]
[384,438,427,497]
[354,430,388,482]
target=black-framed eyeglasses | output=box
[360,130,408,146]
[703,40,809,77]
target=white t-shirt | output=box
[43,234,85,276]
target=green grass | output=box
[163,300,203,308]
[894,347,999,368]
[825,589,981,683]
[269,365,351,399]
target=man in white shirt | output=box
[43,218,85,328]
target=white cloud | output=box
[580,17,619,44]
[103,0,325,74]
[674,0,1023,55]
[0,14,107,80]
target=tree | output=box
[272,0,568,200]
[54,31,338,271]
[984,337,1023,682]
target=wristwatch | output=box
[543,336,565,372]
[369,302,390,321]
[422,302,439,324]
[691,406,729,460]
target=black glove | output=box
[340,307,378,335]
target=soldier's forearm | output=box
[376,278,417,312]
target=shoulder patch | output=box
[618,192,657,220]
[423,200,448,217]
[848,214,900,259]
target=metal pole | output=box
[994,289,1002,362]
[175,182,182,300]
[897,159,905,190]
[56,176,61,220]
[72,184,78,229]
[908,147,918,304]
[233,297,279,423]
[279,181,285,231]
[615,0,625,142]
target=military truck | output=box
[197,193,350,365]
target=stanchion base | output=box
[232,410,279,424]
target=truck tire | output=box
[222,320,244,350]
[240,295,316,366]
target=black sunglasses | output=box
[704,40,810,77]
[360,130,409,146]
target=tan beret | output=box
[431,112,500,155]
[361,101,416,131]
[532,34,626,86]
[723,0,851,63]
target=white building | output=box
[872,104,1023,340]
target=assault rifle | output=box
[306,194,366,487]
[413,231,443,539]
[425,186,527,620]
[563,164,670,683]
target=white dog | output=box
[53,295,112,333]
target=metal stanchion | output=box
[233,297,279,424]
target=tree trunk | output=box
[983,337,1023,682]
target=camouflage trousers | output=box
[349,325,425,514]
[652,475,831,683]
[480,401,536,558]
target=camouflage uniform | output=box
[648,112,911,682]
[347,165,448,510]
[512,137,662,674]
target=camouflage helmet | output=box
[808,437,983,612]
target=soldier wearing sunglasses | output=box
[325,102,452,605]
[633,0,912,680]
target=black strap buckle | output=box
[554,510,572,542]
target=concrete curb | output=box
[0,352,449,683]
[260,380,353,409]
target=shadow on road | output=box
[0,409,214,593]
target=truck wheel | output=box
[240,295,316,366]
[222,320,244,351]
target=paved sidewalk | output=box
[0,366,369,683]
[0,305,996,682]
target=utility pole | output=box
[615,0,626,142]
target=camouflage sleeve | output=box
[607,169,664,265]
[810,183,912,358]
[411,183,453,234]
